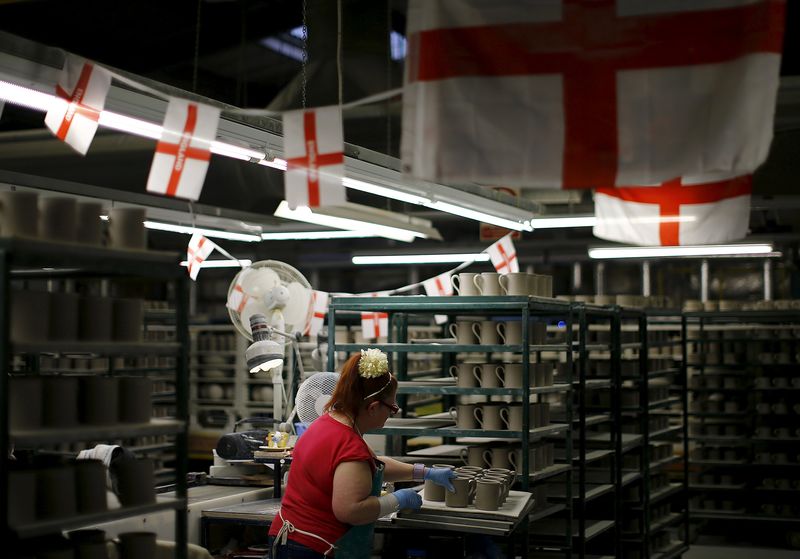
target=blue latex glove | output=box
[393,488,423,510]
[424,467,456,492]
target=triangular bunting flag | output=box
[487,234,519,274]
[361,291,390,340]
[422,271,454,324]
[186,233,217,281]
[305,290,330,337]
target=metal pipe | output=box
[763,259,773,301]
[642,261,651,297]
[573,262,582,292]
[409,266,420,294]
[595,262,605,295]
[700,259,709,302]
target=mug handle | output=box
[449,406,457,421]
[500,407,510,430]
[449,365,458,379]
[472,274,483,294]
[498,274,509,294]
[473,406,483,428]
[483,449,493,469]
[496,322,506,344]
[495,366,505,387]
[451,275,461,294]
[471,322,482,343]
[460,448,469,465]
[508,450,518,470]
[472,366,483,387]
[449,323,458,339]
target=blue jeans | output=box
[268,536,328,559]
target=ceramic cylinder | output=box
[0,190,38,238]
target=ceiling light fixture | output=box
[352,253,490,265]
[262,230,376,240]
[589,244,776,259]
[426,201,532,232]
[180,259,253,268]
[144,221,261,242]
[273,201,441,243]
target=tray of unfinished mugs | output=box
[415,465,534,520]
[448,359,555,392]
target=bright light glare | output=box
[427,201,531,232]
[342,177,431,205]
[352,253,490,265]
[250,358,283,373]
[180,259,253,268]
[262,230,376,240]
[144,221,261,242]
[589,244,774,259]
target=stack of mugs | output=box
[449,360,554,390]
[449,402,550,432]
[0,191,147,249]
[451,271,553,298]
[460,442,556,473]
[422,464,517,511]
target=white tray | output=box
[413,489,534,521]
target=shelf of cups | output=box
[689,511,800,522]
[328,295,572,313]
[555,448,614,465]
[752,437,800,443]
[369,422,566,439]
[572,379,612,390]
[10,497,187,539]
[12,341,182,356]
[190,377,236,383]
[649,425,683,440]
[621,397,682,412]
[11,418,186,446]
[332,343,569,353]
[395,384,570,396]
[0,237,182,277]
[622,368,682,380]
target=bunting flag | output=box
[226,268,252,314]
[186,234,217,280]
[44,55,111,155]
[284,105,347,209]
[305,290,330,337]
[146,98,220,201]
[401,0,785,189]
[486,234,519,274]
[361,291,390,340]
[594,174,753,246]
[422,271,454,324]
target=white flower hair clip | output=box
[358,348,389,378]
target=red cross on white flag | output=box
[304,290,330,337]
[422,272,454,324]
[360,292,390,340]
[146,99,220,201]
[594,174,753,246]
[44,55,111,155]
[226,268,252,314]
[186,234,217,281]
[487,234,519,275]
[401,0,785,189]
[284,105,347,209]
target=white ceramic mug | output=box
[499,272,530,296]
[39,197,77,242]
[11,290,50,343]
[0,190,38,238]
[119,377,153,423]
[460,445,489,468]
[449,320,479,345]
[113,298,144,342]
[79,295,113,342]
[497,321,523,345]
[108,207,146,250]
[49,292,79,341]
[449,362,479,388]
[76,202,104,245]
[474,363,504,388]
[451,273,480,296]
[484,446,512,469]
[474,404,504,430]
[42,376,79,427]
[80,376,119,425]
[477,320,500,344]
[474,479,503,511]
[473,272,502,296]
[450,404,477,429]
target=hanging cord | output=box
[301,0,308,109]
[337,0,344,107]
[192,0,202,93]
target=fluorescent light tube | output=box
[0,79,55,111]
[144,221,261,242]
[427,200,532,232]
[258,157,288,171]
[530,216,598,229]
[589,244,775,259]
[342,177,431,206]
[274,201,439,242]
[180,259,253,268]
[262,230,376,240]
[353,253,490,265]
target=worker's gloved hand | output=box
[393,488,423,510]
[424,467,456,492]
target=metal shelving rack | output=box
[683,309,800,542]
[326,295,575,558]
[0,237,189,559]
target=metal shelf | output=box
[689,483,747,491]
[330,294,572,313]
[573,379,612,390]
[529,518,615,541]
[650,455,683,471]
[653,542,689,559]
[528,503,567,523]
[335,342,569,353]
[12,341,181,356]
[369,422,566,439]
[529,464,572,483]
[11,418,186,446]
[622,397,682,412]
[396,383,570,396]
[650,425,683,440]
[633,484,682,507]
[551,483,615,503]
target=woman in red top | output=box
[268,348,455,558]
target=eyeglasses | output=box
[378,400,401,416]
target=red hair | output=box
[324,352,397,419]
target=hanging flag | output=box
[361,291,390,340]
[146,98,220,201]
[401,0,785,189]
[594,174,753,246]
[284,105,347,209]
[227,268,253,314]
[422,271,454,324]
[44,55,111,155]
[186,233,218,280]
[486,234,519,274]
[304,290,330,337]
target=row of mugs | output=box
[12,291,144,343]
[7,459,155,527]
[451,272,553,298]
[449,402,550,431]
[424,465,516,511]
[449,320,547,346]
[0,191,147,249]
[450,362,554,388]
[460,442,555,471]
[9,376,153,430]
